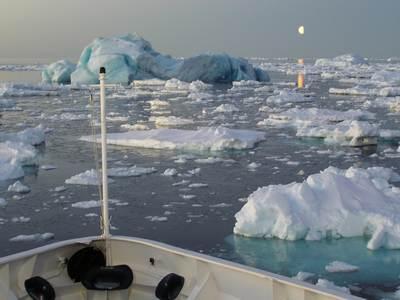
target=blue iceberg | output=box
[42,60,76,84]
[44,34,269,85]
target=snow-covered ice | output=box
[325,261,359,273]
[9,233,54,242]
[65,169,115,186]
[234,166,400,250]
[7,181,31,193]
[81,127,266,151]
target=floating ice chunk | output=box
[8,181,31,193]
[0,99,17,111]
[72,200,101,209]
[164,79,190,90]
[297,120,379,146]
[0,83,60,97]
[379,87,400,97]
[145,216,168,222]
[248,162,261,170]
[162,168,178,176]
[41,165,57,171]
[325,261,359,273]
[150,116,194,127]
[315,54,367,68]
[188,183,208,188]
[0,141,38,180]
[43,112,88,121]
[210,203,232,208]
[329,86,378,96]
[214,104,239,113]
[121,123,149,131]
[315,279,350,294]
[266,90,312,104]
[67,34,269,84]
[260,107,374,128]
[194,157,235,164]
[371,71,400,85]
[180,194,196,200]
[81,126,265,151]
[108,166,156,177]
[65,169,115,186]
[0,198,7,207]
[10,233,54,242]
[54,186,67,192]
[11,216,31,223]
[42,60,76,84]
[0,125,46,146]
[234,166,400,250]
[292,272,314,282]
[149,99,170,109]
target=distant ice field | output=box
[1,56,400,299]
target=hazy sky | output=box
[1,0,399,62]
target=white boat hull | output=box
[0,236,360,300]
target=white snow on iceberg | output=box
[234,166,400,250]
[81,127,265,151]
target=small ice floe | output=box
[65,169,115,186]
[297,120,379,146]
[72,200,100,209]
[379,87,400,97]
[42,112,88,122]
[164,79,190,90]
[0,125,46,146]
[371,70,400,85]
[9,233,54,242]
[188,183,208,188]
[150,116,194,127]
[315,54,367,68]
[81,127,266,152]
[41,165,57,171]
[162,168,178,176]
[210,203,232,208]
[0,198,7,207]
[149,99,170,109]
[234,166,400,250]
[266,90,312,104]
[54,186,67,192]
[0,99,19,111]
[247,162,261,170]
[85,213,98,217]
[0,83,60,97]
[121,123,149,131]
[8,181,31,193]
[213,104,239,113]
[106,115,129,122]
[180,194,196,200]
[315,279,350,294]
[145,216,168,222]
[11,216,31,223]
[194,157,235,164]
[292,272,315,282]
[107,166,157,177]
[329,86,379,96]
[258,107,374,128]
[325,261,359,273]
[172,180,190,186]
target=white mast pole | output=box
[99,67,110,240]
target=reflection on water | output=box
[219,235,400,287]
[297,58,305,88]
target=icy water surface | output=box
[1,59,400,299]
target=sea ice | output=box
[7,181,31,193]
[214,104,240,113]
[59,34,269,84]
[234,166,400,250]
[150,116,194,127]
[65,169,115,186]
[315,54,367,68]
[0,83,60,97]
[325,261,359,273]
[162,168,178,176]
[107,166,156,177]
[9,233,54,242]
[315,279,350,294]
[292,272,315,282]
[81,126,266,151]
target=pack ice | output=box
[81,127,265,151]
[234,166,400,250]
[44,33,269,85]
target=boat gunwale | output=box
[0,235,361,299]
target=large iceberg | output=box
[234,166,400,250]
[42,60,76,84]
[46,34,269,85]
[81,127,266,151]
